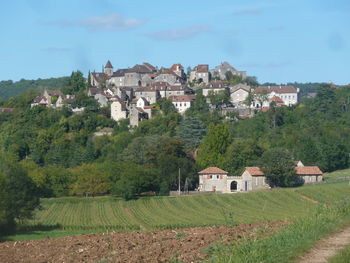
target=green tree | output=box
[197,123,232,168]
[160,99,177,115]
[112,164,160,200]
[260,148,302,187]
[70,163,111,196]
[0,154,40,234]
[176,116,206,153]
[224,139,264,176]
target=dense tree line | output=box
[0,77,349,200]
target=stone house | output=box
[202,80,227,96]
[43,89,63,105]
[295,164,323,183]
[170,95,196,114]
[32,89,65,107]
[252,85,299,108]
[129,97,153,126]
[230,83,251,106]
[190,64,210,83]
[154,69,184,85]
[108,69,127,87]
[170,64,185,79]
[151,82,192,98]
[198,167,268,193]
[106,62,157,88]
[55,94,75,108]
[87,87,111,107]
[31,96,49,107]
[111,96,128,121]
[124,63,157,87]
[89,61,114,87]
[210,62,246,80]
[198,163,323,193]
[135,86,160,104]
[94,93,109,107]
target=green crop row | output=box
[17,180,349,233]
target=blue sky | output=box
[0,0,349,84]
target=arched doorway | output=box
[230,181,237,192]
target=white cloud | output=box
[146,25,211,41]
[53,14,145,32]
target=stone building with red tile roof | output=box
[189,64,210,83]
[252,85,299,108]
[198,162,323,193]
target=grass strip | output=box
[328,243,350,263]
[208,200,350,263]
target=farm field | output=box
[5,178,350,241]
[323,168,350,181]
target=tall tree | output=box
[197,123,232,168]
[0,154,40,234]
[260,148,302,187]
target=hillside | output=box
[0,77,70,99]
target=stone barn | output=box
[198,167,269,193]
[198,163,323,193]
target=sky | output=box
[0,0,349,84]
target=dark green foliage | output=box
[197,123,232,168]
[159,98,177,115]
[176,116,206,152]
[224,139,264,176]
[112,164,160,200]
[186,89,209,115]
[62,71,86,94]
[135,113,182,137]
[260,148,303,187]
[0,155,40,235]
[0,77,70,99]
[207,89,231,107]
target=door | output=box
[244,181,248,191]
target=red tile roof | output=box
[171,64,184,71]
[170,95,196,102]
[198,167,228,174]
[271,96,284,104]
[261,106,270,112]
[196,64,209,73]
[295,166,323,175]
[253,85,297,94]
[245,167,264,176]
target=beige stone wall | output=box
[231,89,249,105]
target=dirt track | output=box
[298,225,350,263]
[0,222,284,263]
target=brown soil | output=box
[298,225,350,263]
[0,221,284,263]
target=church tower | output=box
[104,60,113,76]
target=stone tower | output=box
[104,60,113,77]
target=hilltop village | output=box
[0,59,344,199]
[31,61,300,126]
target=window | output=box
[210,175,212,179]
